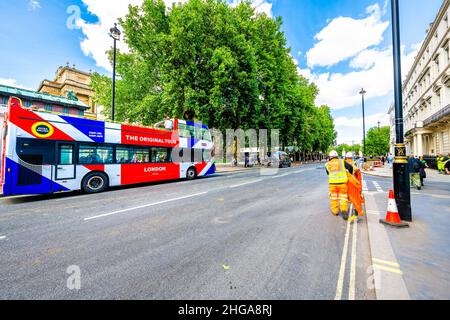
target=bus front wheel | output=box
[186,167,197,180]
[82,172,108,193]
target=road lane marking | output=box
[411,192,450,199]
[0,236,6,240]
[362,181,368,192]
[271,173,290,179]
[84,192,208,221]
[373,182,383,193]
[366,210,383,216]
[229,179,263,189]
[335,214,352,300]
[372,258,400,268]
[349,210,358,300]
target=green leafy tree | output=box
[91,0,335,153]
[364,126,390,156]
[334,144,361,156]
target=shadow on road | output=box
[0,175,220,205]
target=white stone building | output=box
[401,0,450,157]
[388,103,396,155]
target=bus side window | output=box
[153,147,171,163]
[79,145,113,164]
[58,144,74,165]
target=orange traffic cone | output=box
[379,190,409,228]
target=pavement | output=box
[362,169,450,300]
[215,161,321,173]
[363,165,450,183]
[0,163,376,300]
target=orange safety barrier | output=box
[347,169,364,216]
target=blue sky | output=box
[0,0,444,144]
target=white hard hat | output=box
[329,150,339,158]
[346,152,353,158]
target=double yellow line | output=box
[335,205,358,300]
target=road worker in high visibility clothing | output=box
[437,154,445,174]
[345,152,357,175]
[326,151,354,220]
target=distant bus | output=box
[0,97,215,196]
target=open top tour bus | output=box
[0,97,215,196]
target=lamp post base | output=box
[393,149,412,222]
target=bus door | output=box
[56,143,76,180]
[15,138,55,194]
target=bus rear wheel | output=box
[82,172,108,194]
[186,167,197,180]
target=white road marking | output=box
[229,179,263,189]
[271,173,290,179]
[335,214,352,300]
[411,192,450,199]
[84,192,208,221]
[348,214,358,300]
[373,182,383,193]
[0,236,6,240]
[366,210,383,216]
[362,180,368,192]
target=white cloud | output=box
[306,3,389,68]
[251,0,273,17]
[0,78,33,91]
[78,0,272,71]
[311,44,419,110]
[229,0,273,17]
[28,0,41,11]
[334,112,390,145]
[77,0,143,71]
[335,112,389,128]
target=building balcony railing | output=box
[423,104,450,127]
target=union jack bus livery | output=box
[0,97,215,196]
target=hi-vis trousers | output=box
[329,183,348,215]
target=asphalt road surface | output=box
[0,164,376,300]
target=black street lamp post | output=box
[390,0,412,222]
[109,23,121,122]
[359,88,367,156]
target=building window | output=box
[45,105,52,112]
[78,110,84,116]
[1,97,8,105]
[62,107,69,114]
[25,101,32,107]
[435,55,440,73]
[436,90,441,109]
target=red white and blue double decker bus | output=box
[0,97,215,196]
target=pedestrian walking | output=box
[388,153,394,169]
[345,152,356,175]
[408,154,422,190]
[437,154,445,174]
[445,157,450,175]
[419,156,428,187]
[325,151,353,220]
